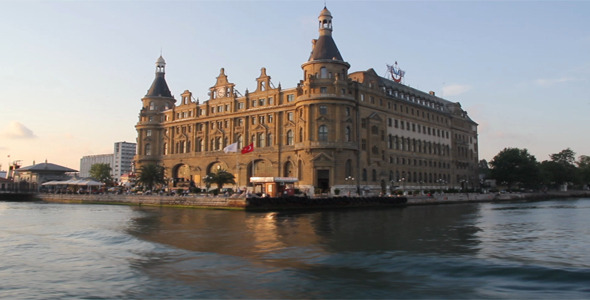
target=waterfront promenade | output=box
[37,190,590,210]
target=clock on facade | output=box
[217,87,225,98]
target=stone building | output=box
[135,7,479,195]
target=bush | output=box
[334,188,341,195]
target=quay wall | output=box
[36,191,590,210]
[38,194,248,209]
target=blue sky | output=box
[1,0,589,170]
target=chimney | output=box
[429,91,435,96]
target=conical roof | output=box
[146,73,172,97]
[308,35,343,61]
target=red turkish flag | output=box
[241,143,254,154]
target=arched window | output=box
[259,133,266,147]
[186,140,191,153]
[196,138,202,152]
[286,130,294,145]
[318,125,328,141]
[163,143,168,155]
[237,135,243,149]
[362,169,367,181]
[345,126,351,142]
[179,141,185,153]
[320,67,328,78]
[267,133,272,147]
[215,137,222,151]
[372,169,377,182]
[299,128,304,142]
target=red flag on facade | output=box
[241,143,254,154]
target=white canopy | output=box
[42,179,105,186]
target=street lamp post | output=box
[345,176,355,196]
[399,177,405,195]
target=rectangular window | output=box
[320,87,327,94]
[319,105,327,115]
[268,97,273,105]
[252,100,257,107]
[287,94,294,102]
[287,112,294,121]
[360,94,365,102]
[259,98,265,106]
[361,139,367,151]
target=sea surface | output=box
[1,198,590,299]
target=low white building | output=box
[79,154,113,178]
[13,162,78,191]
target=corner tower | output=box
[135,56,176,169]
[301,6,350,95]
[296,7,357,194]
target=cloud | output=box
[442,84,471,97]
[1,122,36,139]
[534,77,576,86]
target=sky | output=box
[1,0,589,171]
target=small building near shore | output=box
[0,177,14,192]
[250,177,298,197]
[13,162,78,191]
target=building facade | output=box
[79,154,113,178]
[80,142,136,182]
[135,7,479,195]
[113,142,136,181]
[14,162,77,191]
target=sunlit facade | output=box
[134,7,478,195]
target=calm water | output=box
[1,198,590,299]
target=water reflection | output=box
[128,204,482,258]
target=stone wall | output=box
[39,194,247,209]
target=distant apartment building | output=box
[80,142,136,182]
[113,142,136,181]
[80,154,113,178]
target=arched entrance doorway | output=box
[316,169,330,193]
[246,159,273,186]
[172,164,191,188]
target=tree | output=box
[203,169,235,191]
[89,163,113,185]
[550,148,576,166]
[541,148,579,186]
[137,163,166,191]
[577,155,590,186]
[489,148,540,189]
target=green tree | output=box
[490,148,540,189]
[137,163,166,191]
[550,148,576,166]
[577,155,590,186]
[203,169,235,191]
[89,163,112,185]
[540,148,579,186]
